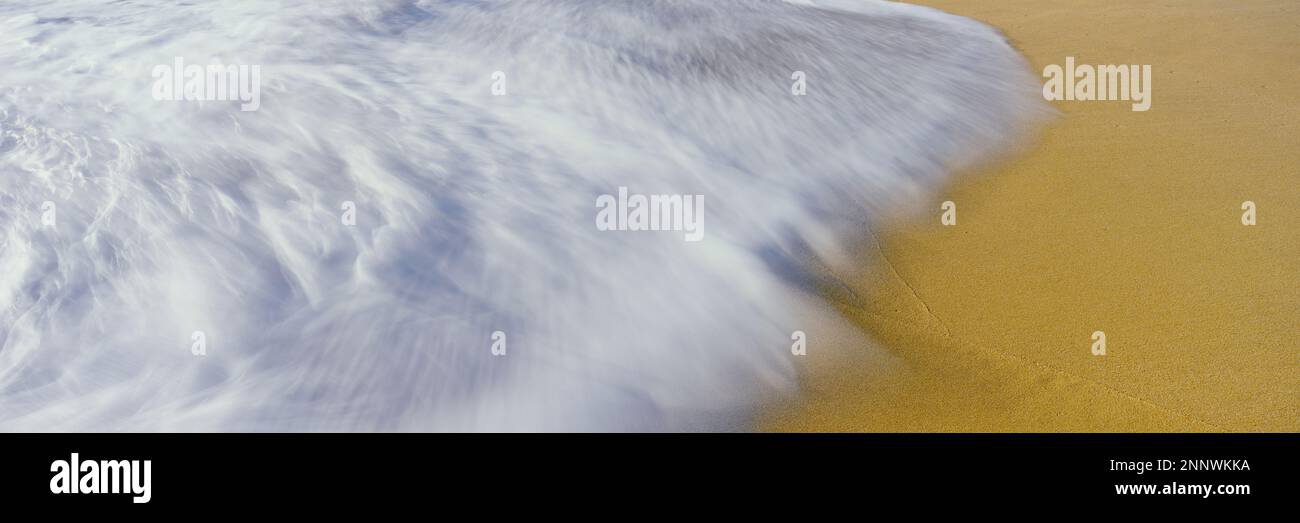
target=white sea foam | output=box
[0,0,1044,431]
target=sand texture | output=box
[764,0,1299,432]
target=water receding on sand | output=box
[0,0,1043,430]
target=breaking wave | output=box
[0,0,1043,430]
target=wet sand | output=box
[764,0,1300,431]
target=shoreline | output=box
[763,0,1300,432]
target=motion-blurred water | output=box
[0,0,1042,431]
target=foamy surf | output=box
[0,0,1043,431]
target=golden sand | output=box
[763,0,1299,431]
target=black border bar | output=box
[1,433,1292,510]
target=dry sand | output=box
[763,0,1299,431]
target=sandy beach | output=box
[764,0,1299,431]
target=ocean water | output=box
[0,0,1043,431]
